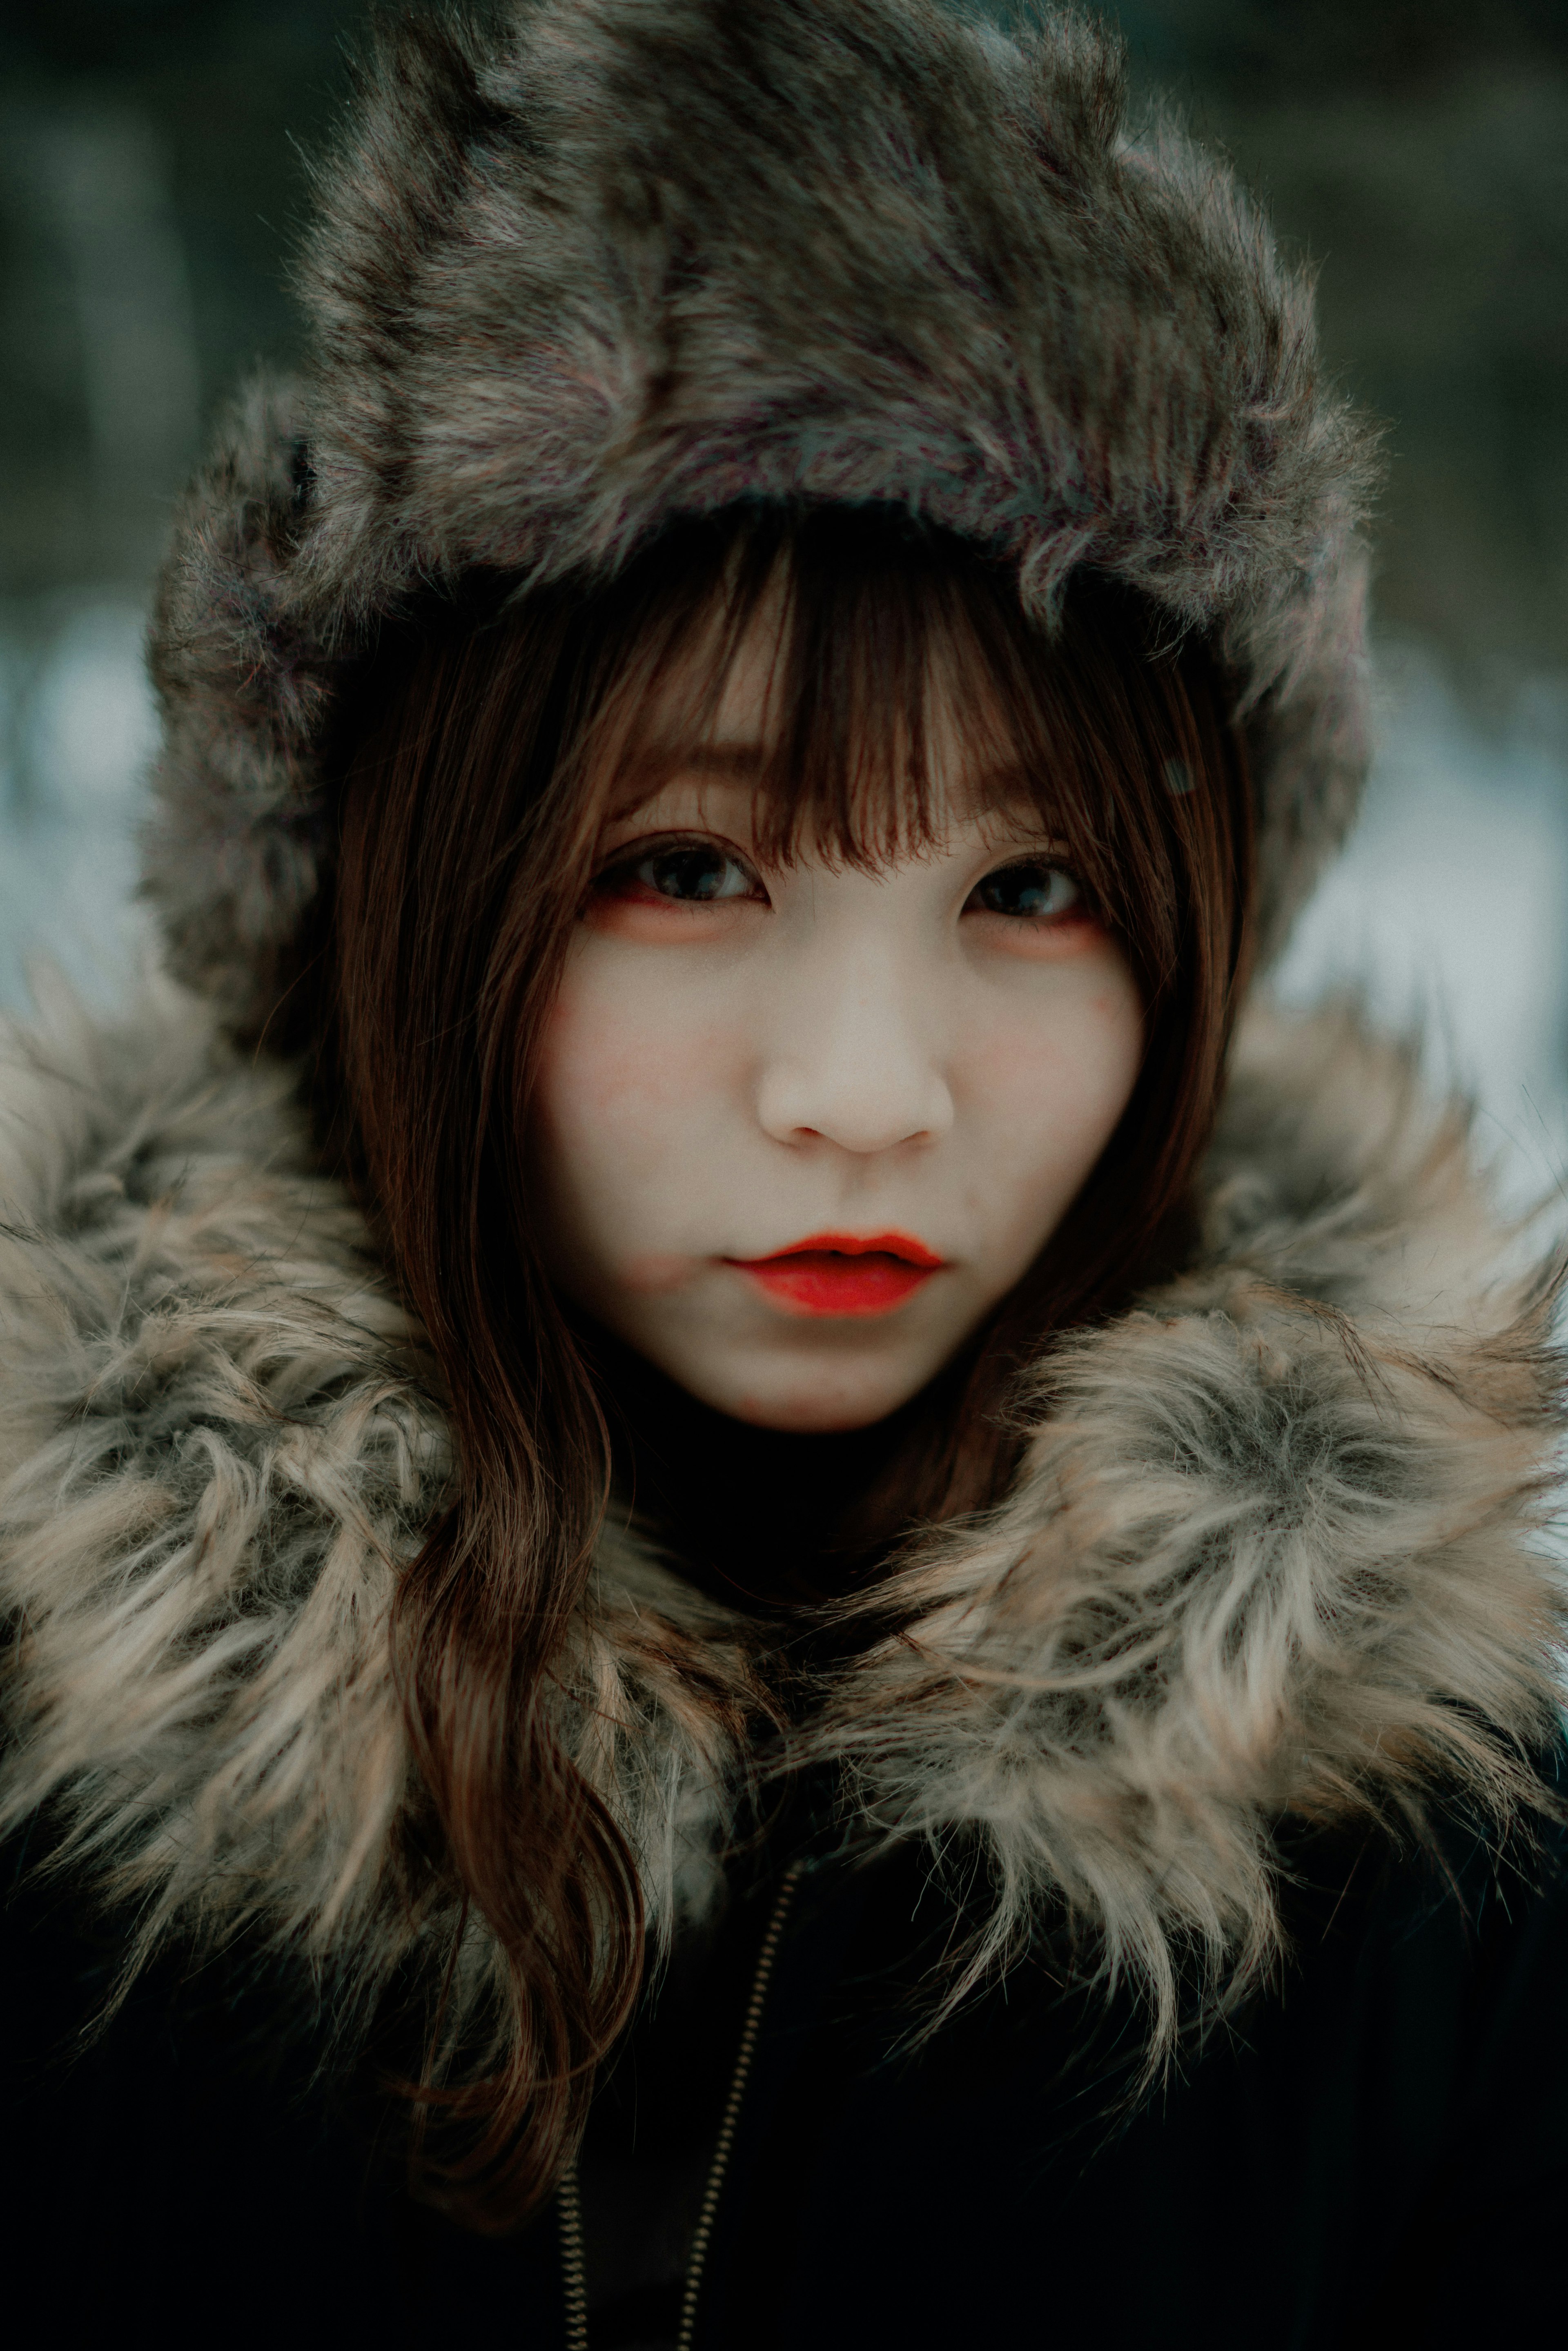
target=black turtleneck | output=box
[578,1321,911,1615]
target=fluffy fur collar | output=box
[0,982,1561,2048]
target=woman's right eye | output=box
[597,840,763,905]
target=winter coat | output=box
[1,4,1564,2347]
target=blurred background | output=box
[2,0,1567,1196]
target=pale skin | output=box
[532,600,1145,1433]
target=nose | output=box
[754,934,956,1154]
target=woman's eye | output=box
[967,860,1082,921]
[607,842,761,904]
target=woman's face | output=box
[532,602,1144,1432]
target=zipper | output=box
[675,1860,804,2351]
[557,2154,589,2351]
[556,1857,805,2351]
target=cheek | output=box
[964,963,1145,1188]
[532,945,742,1198]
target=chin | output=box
[716,1362,929,1434]
[633,1318,959,1433]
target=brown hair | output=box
[323,504,1254,2224]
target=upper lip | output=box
[731,1229,946,1268]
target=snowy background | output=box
[3,0,1567,1212]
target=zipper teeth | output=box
[557,2156,590,2351]
[675,1860,806,2351]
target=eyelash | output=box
[589,835,1091,922]
[966,857,1087,924]
[592,835,764,905]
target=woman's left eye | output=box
[966,860,1082,920]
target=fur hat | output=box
[143,0,1381,1038]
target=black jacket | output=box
[6,1792,1565,2349]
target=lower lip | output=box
[729,1250,941,1319]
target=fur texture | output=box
[142,0,1379,1035]
[820,1014,1567,2039]
[0,979,1561,2054]
[0,976,754,2044]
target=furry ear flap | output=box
[142,376,341,1040]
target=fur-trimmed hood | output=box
[0,981,1561,2046]
[143,0,1378,1040]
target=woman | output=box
[0,1,1563,2343]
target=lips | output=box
[726,1230,945,1318]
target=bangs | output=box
[557,504,1245,1007]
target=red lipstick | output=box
[726,1230,945,1318]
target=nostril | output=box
[757,1064,954,1154]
